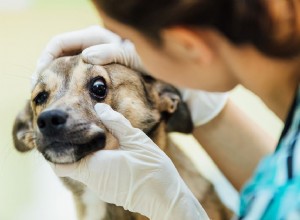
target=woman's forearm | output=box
[193,99,277,190]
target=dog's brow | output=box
[31,82,46,99]
[83,65,96,84]
[87,65,95,75]
[31,69,64,97]
[87,65,112,83]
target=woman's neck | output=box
[226,45,300,121]
[244,59,299,121]
[260,78,298,121]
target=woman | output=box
[39,0,299,219]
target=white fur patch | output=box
[44,148,75,164]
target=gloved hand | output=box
[51,103,209,220]
[34,25,143,77]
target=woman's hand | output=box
[34,25,143,74]
[51,103,208,220]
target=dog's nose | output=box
[37,110,68,136]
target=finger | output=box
[55,26,121,55]
[35,26,121,74]
[49,161,80,177]
[82,44,122,65]
[82,41,144,72]
[94,103,133,136]
[94,103,153,148]
[46,26,121,59]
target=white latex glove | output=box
[180,88,229,127]
[51,103,209,220]
[82,39,143,72]
[33,25,143,85]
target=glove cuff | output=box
[181,89,229,127]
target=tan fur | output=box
[13,55,232,220]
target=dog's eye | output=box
[34,91,49,105]
[90,77,107,101]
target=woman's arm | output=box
[193,99,277,190]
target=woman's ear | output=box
[161,27,213,64]
[12,101,35,152]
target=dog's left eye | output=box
[34,91,49,105]
[89,77,107,101]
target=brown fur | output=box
[12,55,232,220]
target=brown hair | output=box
[93,0,300,58]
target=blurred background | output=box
[0,0,283,219]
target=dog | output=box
[12,55,232,220]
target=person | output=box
[34,0,300,219]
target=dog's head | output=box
[12,55,193,163]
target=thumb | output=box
[94,103,134,138]
[94,103,150,148]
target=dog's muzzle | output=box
[36,110,106,164]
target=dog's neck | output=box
[146,122,168,151]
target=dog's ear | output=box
[157,84,193,134]
[12,101,35,152]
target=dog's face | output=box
[13,55,193,164]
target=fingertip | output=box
[94,103,132,133]
[36,53,54,70]
[94,103,112,116]
[82,50,100,65]
[82,53,91,64]
[82,47,90,59]
[82,45,110,65]
[82,48,92,62]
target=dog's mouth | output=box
[39,133,106,164]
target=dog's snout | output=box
[37,110,68,135]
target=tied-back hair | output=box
[94,0,300,58]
